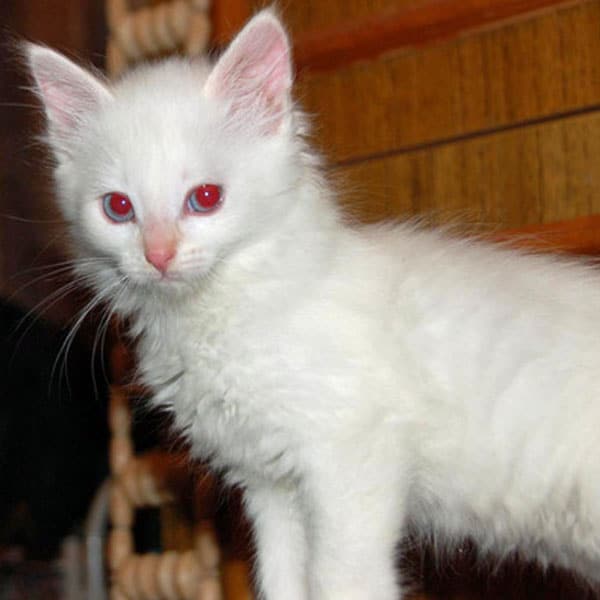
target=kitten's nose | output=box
[145,246,176,274]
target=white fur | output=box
[28,10,600,599]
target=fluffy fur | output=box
[27,10,600,599]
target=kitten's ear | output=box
[26,44,112,152]
[204,10,293,134]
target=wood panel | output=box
[297,0,600,164]
[283,0,415,36]
[333,109,600,229]
[211,0,253,45]
[491,214,600,254]
[292,0,577,73]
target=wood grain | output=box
[334,109,600,229]
[210,0,252,44]
[297,1,600,164]
[283,0,416,36]
[491,214,600,254]
[293,0,579,73]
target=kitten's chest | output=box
[137,305,302,482]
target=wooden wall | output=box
[217,0,600,233]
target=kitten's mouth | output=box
[150,269,200,293]
[115,261,206,296]
[156,271,177,282]
[116,265,187,291]
[151,270,186,286]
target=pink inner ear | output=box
[39,75,103,134]
[238,35,290,119]
[259,36,291,103]
[206,13,292,132]
[28,45,111,143]
[41,81,79,130]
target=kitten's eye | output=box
[186,184,223,214]
[102,192,135,223]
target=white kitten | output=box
[27,10,600,600]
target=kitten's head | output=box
[27,10,307,309]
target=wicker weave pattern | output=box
[107,382,224,600]
[106,0,211,76]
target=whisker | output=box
[9,258,111,311]
[7,279,88,371]
[7,267,90,314]
[9,265,76,295]
[15,279,82,334]
[50,281,122,397]
[0,101,41,110]
[25,230,71,270]
[13,256,107,279]
[90,283,126,399]
[0,212,65,224]
[92,308,113,395]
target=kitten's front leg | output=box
[245,483,308,600]
[305,454,408,600]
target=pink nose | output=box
[145,247,176,274]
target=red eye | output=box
[102,192,135,223]
[186,184,223,214]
